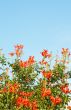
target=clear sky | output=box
[0,0,71,59]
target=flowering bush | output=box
[0,45,71,110]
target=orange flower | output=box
[41,87,51,97]
[41,49,48,58]
[15,44,24,49]
[61,48,69,56]
[16,96,23,107]
[42,70,52,79]
[0,76,3,81]
[16,97,31,107]
[8,83,19,93]
[15,49,22,57]
[61,85,69,94]
[41,49,52,58]
[19,91,34,97]
[55,97,62,104]
[22,98,31,107]
[28,56,35,65]
[50,95,55,104]
[15,44,24,57]
[31,100,38,110]
[9,86,15,93]
[9,52,14,56]
[19,60,28,68]
[50,96,62,105]
[67,106,71,110]
[39,60,47,65]
[3,87,7,93]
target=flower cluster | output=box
[0,44,71,110]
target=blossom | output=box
[19,60,28,68]
[55,97,62,104]
[3,87,7,93]
[67,106,71,110]
[39,60,47,65]
[14,44,24,50]
[61,85,69,94]
[61,48,69,56]
[22,98,31,107]
[50,96,62,105]
[9,52,14,57]
[28,56,35,65]
[19,56,35,68]
[50,95,55,104]
[31,100,38,110]
[41,87,51,97]
[42,70,52,79]
[16,97,31,107]
[14,44,24,57]
[7,83,19,93]
[19,91,34,97]
[16,96,23,106]
[41,49,52,58]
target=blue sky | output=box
[0,0,71,59]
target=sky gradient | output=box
[0,0,71,59]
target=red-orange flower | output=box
[39,60,47,65]
[41,87,51,97]
[16,96,23,107]
[3,87,7,93]
[8,83,19,93]
[9,52,14,56]
[42,70,52,79]
[19,91,34,97]
[22,98,31,107]
[15,44,24,49]
[15,44,24,57]
[55,97,62,104]
[50,95,55,104]
[61,85,69,94]
[50,96,62,105]
[19,60,28,68]
[67,106,71,110]
[31,100,38,110]
[41,49,52,58]
[28,56,35,65]
[61,48,69,56]
[16,97,31,108]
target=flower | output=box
[19,60,28,68]
[8,83,19,93]
[61,48,69,56]
[39,60,47,65]
[28,56,35,65]
[61,85,69,94]
[31,100,38,110]
[67,106,71,110]
[16,97,31,107]
[3,87,7,93]
[22,98,31,107]
[19,91,34,97]
[14,44,24,57]
[50,95,55,104]
[41,49,52,58]
[16,96,23,107]
[14,44,24,50]
[50,96,62,105]
[42,70,52,79]
[41,87,51,97]
[9,86,15,93]
[55,97,62,104]
[9,52,14,56]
